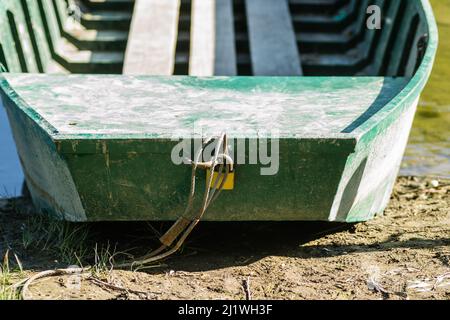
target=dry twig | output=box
[243,277,252,300]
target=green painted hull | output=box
[0,0,438,222]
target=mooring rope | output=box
[15,133,233,299]
[117,132,233,267]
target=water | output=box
[401,0,450,179]
[0,100,24,198]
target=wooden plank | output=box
[189,0,215,76]
[245,0,302,76]
[189,0,237,76]
[214,0,237,76]
[123,0,180,75]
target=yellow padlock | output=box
[206,168,235,190]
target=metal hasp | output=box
[0,0,439,223]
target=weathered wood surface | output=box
[189,0,215,76]
[214,0,237,76]
[245,0,303,76]
[123,0,180,75]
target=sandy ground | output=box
[0,176,449,300]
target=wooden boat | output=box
[0,0,437,222]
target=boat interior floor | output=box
[0,0,427,77]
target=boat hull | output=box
[0,76,423,223]
[0,0,438,222]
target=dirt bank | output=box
[0,176,449,300]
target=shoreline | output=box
[1,176,449,300]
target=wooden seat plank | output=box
[189,0,237,76]
[214,0,237,76]
[123,0,180,75]
[245,0,303,76]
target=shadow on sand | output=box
[86,221,449,273]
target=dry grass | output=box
[0,251,22,300]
